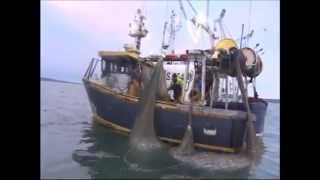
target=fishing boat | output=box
[83,4,267,153]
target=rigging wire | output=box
[246,0,253,46]
[206,0,212,43]
[178,0,188,20]
[161,0,170,52]
[235,25,270,43]
[186,0,198,15]
[222,21,233,39]
[164,0,169,20]
[141,1,146,17]
[206,0,210,21]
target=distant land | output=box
[41,77,81,85]
[41,77,279,103]
[263,99,280,103]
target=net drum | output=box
[240,47,262,78]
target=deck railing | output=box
[83,58,101,80]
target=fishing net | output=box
[173,104,195,156]
[157,61,170,100]
[141,63,153,87]
[140,61,170,101]
[129,60,168,152]
[127,60,177,168]
[174,124,194,156]
[232,49,256,158]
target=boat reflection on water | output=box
[72,121,129,179]
[72,119,266,179]
[72,120,180,179]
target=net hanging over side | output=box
[129,61,168,151]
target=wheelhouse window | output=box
[102,59,132,75]
[100,57,139,94]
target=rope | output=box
[253,78,259,98]
[233,50,256,158]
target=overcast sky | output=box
[41,0,279,99]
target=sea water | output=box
[41,80,279,179]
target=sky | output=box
[41,0,279,99]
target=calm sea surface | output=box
[41,80,279,179]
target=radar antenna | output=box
[129,9,149,53]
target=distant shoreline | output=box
[41,77,279,103]
[263,99,280,103]
[41,77,81,85]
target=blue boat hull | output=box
[83,80,257,153]
[212,98,268,135]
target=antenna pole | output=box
[168,10,181,54]
[129,9,148,53]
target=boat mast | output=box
[160,10,182,55]
[129,9,148,53]
[179,0,217,47]
[168,10,182,54]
